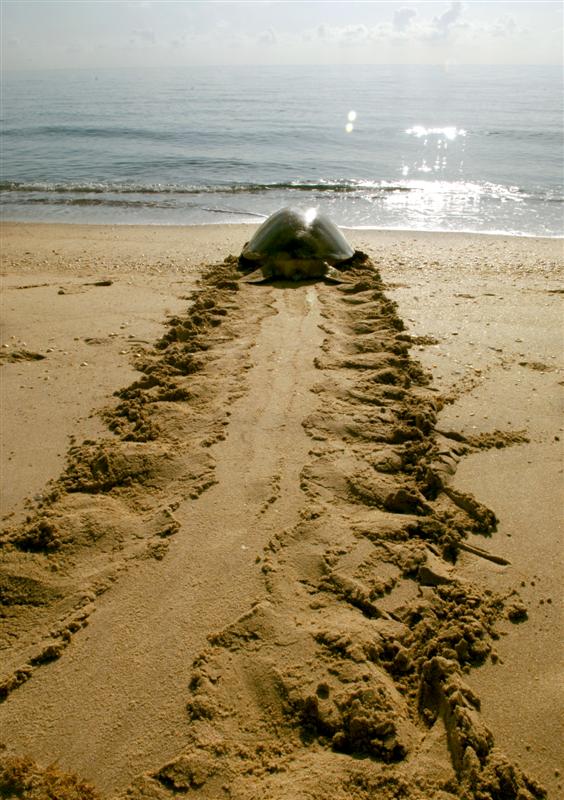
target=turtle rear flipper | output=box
[323,264,347,285]
[242,267,271,284]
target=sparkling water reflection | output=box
[1,65,562,235]
[402,126,468,178]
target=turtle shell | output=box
[241,207,354,265]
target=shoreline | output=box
[1,220,562,797]
[2,217,563,240]
[2,221,562,278]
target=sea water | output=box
[1,64,562,236]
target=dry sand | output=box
[0,221,562,799]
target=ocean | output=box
[1,64,562,236]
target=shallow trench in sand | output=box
[0,286,324,793]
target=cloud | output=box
[489,15,519,38]
[404,0,469,42]
[340,24,370,45]
[313,2,522,50]
[313,3,465,47]
[393,7,417,33]
[257,27,277,45]
[442,11,523,42]
[431,1,463,38]
[316,23,369,46]
[132,27,156,45]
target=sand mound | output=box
[0,751,99,800]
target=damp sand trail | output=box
[0,259,549,799]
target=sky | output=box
[2,1,562,70]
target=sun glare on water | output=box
[401,125,468,177]
[345,110,357,134]
[406,126,467,140]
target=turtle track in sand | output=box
[0,264,266,701]
[0,260,545,799]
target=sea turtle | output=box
[239,207,357,283]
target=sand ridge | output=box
[0,252,550,798]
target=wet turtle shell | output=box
[239,207,356,282]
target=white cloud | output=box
[132,28,156,45]
[430,1,463,39]
[0,0,557,69]
[315,23,370,46]
[488,15,520,38]
[310,2,523,52]
[169,36,186,49]
[257,27,277,46]
[392,1,464,43]
[440,12,523,43]
[393,7,417,33]
[312,3,464,48]
[340,24,370,45]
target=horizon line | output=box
[2,62,561,73]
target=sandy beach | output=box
[0,221,562,799]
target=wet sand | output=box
[0,222,562,798]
